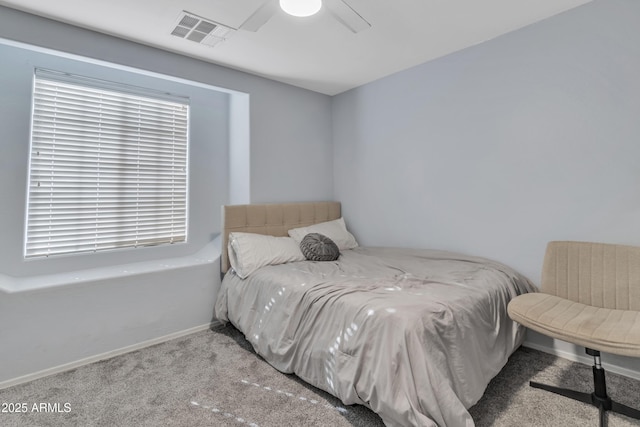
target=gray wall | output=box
[332,0,640,374]
[0,6,333,384]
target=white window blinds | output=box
[25,70,189,258]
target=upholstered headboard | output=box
[220,201,341,274]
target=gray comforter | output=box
[214,247,535,426]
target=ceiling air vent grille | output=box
[171,11,235,47]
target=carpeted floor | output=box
[1,324,639,427]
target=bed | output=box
[214,202,536,427]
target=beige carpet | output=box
[1,324,639,426]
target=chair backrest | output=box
[541,241,640,310]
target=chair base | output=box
[530,349,640,427]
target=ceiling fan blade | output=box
[325,0,371,33]
[240,0,278,32]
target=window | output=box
[25,70,189,258]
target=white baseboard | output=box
[523,340,640,381]
[0,322,219,390]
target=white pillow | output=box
[228,232,305,279]
[288,217,358,251]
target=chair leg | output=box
[529,348,640,427]
[611,401,640,420]
[599,405,607,427]
[529,380,592,404]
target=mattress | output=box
[215,246,536,426]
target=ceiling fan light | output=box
[279,0,322,17]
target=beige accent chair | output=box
[508,241,640,427]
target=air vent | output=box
[171,11,235,47]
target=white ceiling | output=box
[0,0,592,95]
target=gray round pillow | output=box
[300,233,340,261]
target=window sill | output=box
[0,236,221,294]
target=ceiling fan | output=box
[241,0,371,33]
[170,1,370,48]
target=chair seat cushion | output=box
[508,293,640,357]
